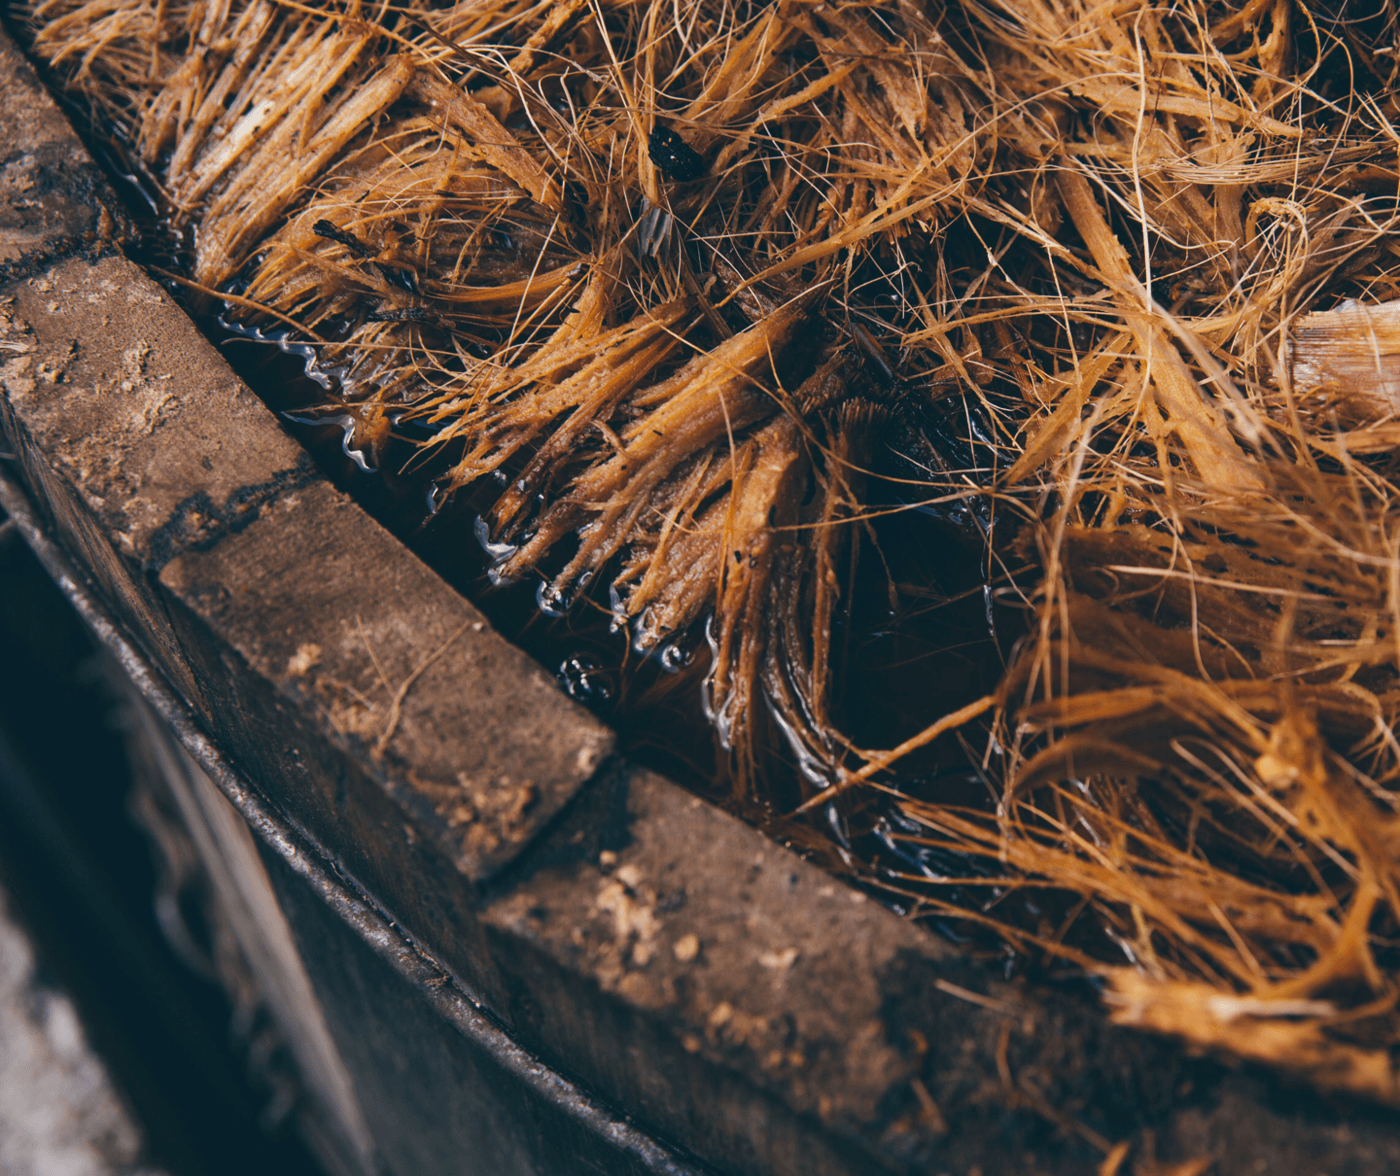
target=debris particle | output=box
[286,642,322,677]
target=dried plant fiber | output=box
[21,0,1400,1107]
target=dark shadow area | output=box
[0,505,326,1176]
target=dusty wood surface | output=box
[0,34,128,280]
[0,248,611,883]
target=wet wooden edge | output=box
[4,24,1400,1176]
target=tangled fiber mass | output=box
[21,0,1400,1103]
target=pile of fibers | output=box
[22,0,1400,1105]
[24,0,995,796]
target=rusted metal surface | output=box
[5,22,1400,1176]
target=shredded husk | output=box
[22,0,1400,1104]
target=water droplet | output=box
[630,608,663,654]
[762,693,836,791]
[279,411,374,472]
[473,515,518,563]
[608,584,629,634]
[219,312,336,391]
[556,654,614,705]
[1002,944,1020,980]
[333,414,375,472]
[536,581,574,617]
[659,642,693,673]
[823,802,851,848]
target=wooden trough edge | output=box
[0,461,706,1176]
[4,22,1400,1176]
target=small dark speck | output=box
[201,455,213,470]
[648,126,705,183]
[788,873,799,889]
[657,888,688,914]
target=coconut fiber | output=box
[19,0,1400,1107]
